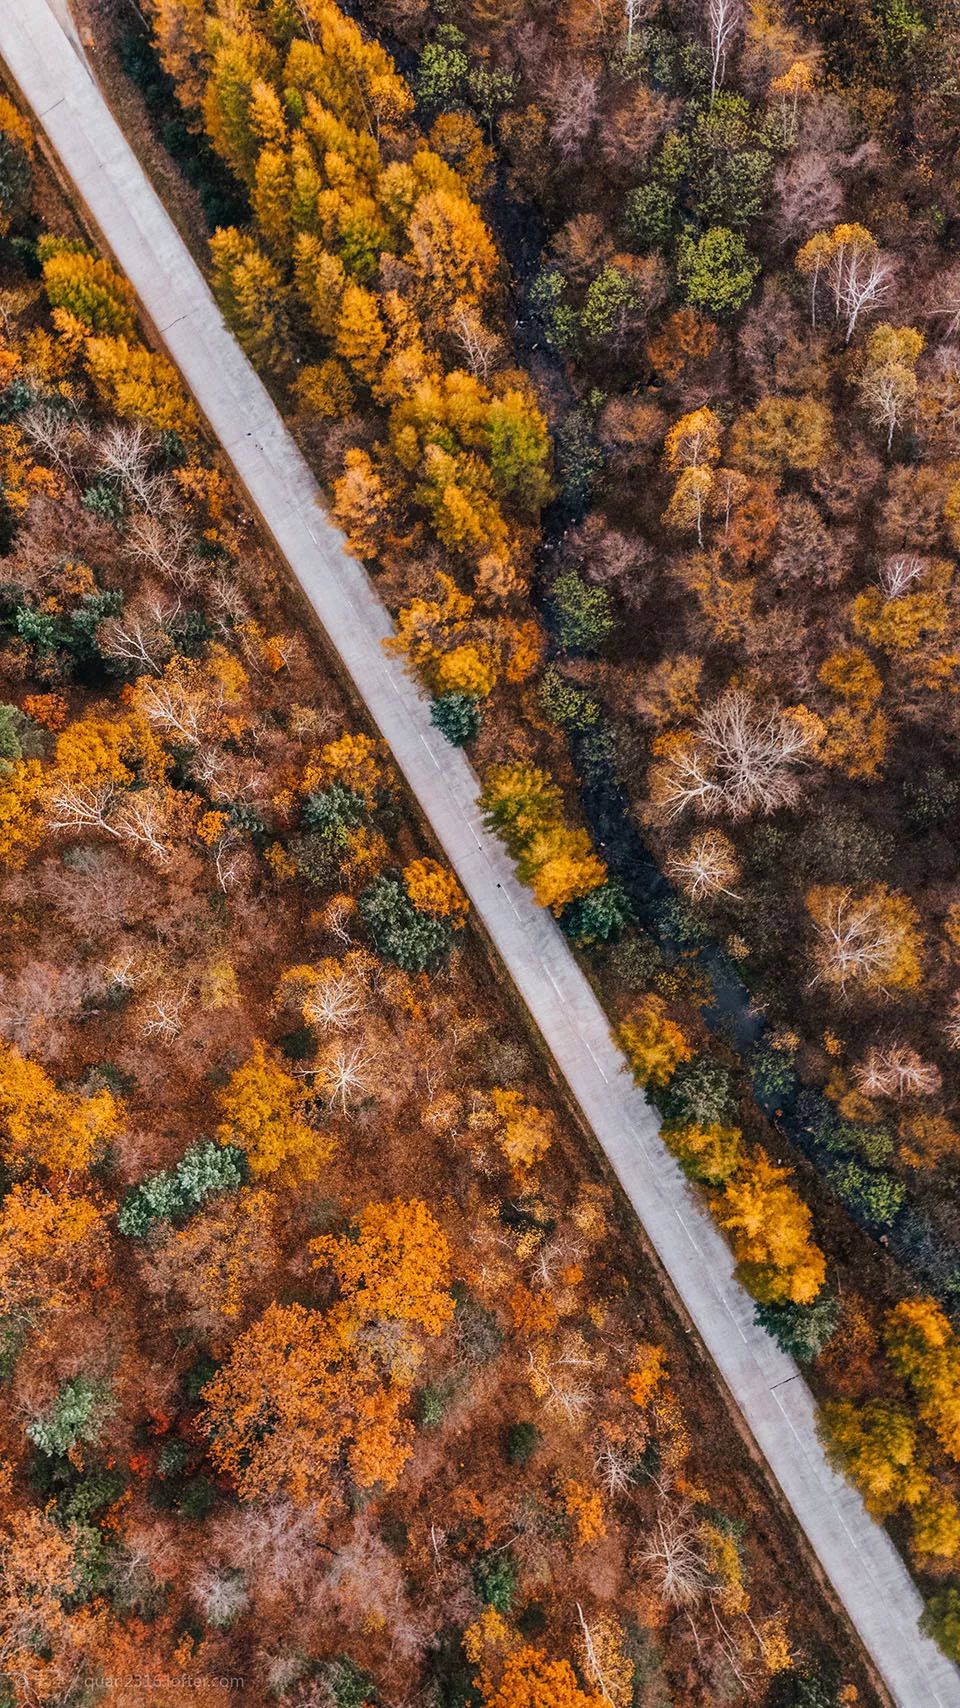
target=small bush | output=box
[430,692,481,745]
[416,1384,450,1428]
[504,1421,540,1465]
[472,1548,518,1612]
[359,873,453,973]
[560,880,633,946]
[547,568,613,653]
[754,1294,839,1363]
[922,1586,960,1663]
[659,1056,737,1126]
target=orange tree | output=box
[310,1197,454,1335]
[201,1300,414,1509]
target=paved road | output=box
[2,6,954,1703]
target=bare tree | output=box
[528,1336,595,1422]
[189,1567,250,1631]
[854,1045,942,1099]
[142,994,187,1041]
[877,554,924,599]
[135,670,205,747]
[808,888,915,996]
[576,1603,619,1704]
[318,894,357,945]
[859,358,917,449]
[527,1232,582,1292]
[594,1439,636,1499]
[706,0,743,101]
[20,405,88,491]
[48,781,175,862]
[546,66,600,158]
[98,596,176,676]
[125,507,197,591]
[623,0,647,49]
[666,829,742,900]
[96,420,168,516]
[831,234,894,344]
[304,961,370,1033]
[924,263,960,341]
[314,1041,377,1112]
[640,1503,710,1607]
[211,826,252,893]
[651,691,814,821]
[774,151,843,244]
[449,305,504,381]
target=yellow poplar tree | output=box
[886,1299,960,1461]
[714,1150,825,1304]
[619,995,693,1088]
[0,1043,120,1177]
[84,336,200,435]
[216,1041,332,1184]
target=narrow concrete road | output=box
[1,6,954,1702]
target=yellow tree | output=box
[146,1187,278,1345]
[0,1043,119,1178]
[387,572,474,678]
[152,0,208,111]
[857,323,924,450]
[202,24,279,183]
[489,1087,554,1173]
[84,336,200,435]
[728,396,832,478]
[714,1150,825,1304]
[53,711,166,789]
[619,995,693,1088]
[286,2,414,133]
[663,406,722,473]
[817,647,887,781]
[406,188,498,314]
[0,1183,110,1329]
[662,1120,744,1185]
[334,280,388,383]
[0,758,45,868]
[480,1645,604,1707]
[769,59,814,146]
[479,762,606,912]
[209,227,291,366]
[293,234,347,335]
[0,1459,106,1705]
[886,1299,960,1461]
[515,823,607,913]
[820,1401,929,1518]
[912,1487,960,1567]
[795,222,891,341]
[301,729,387,804]
[403,857,469,924]
[662,408,722,545]
[39,238,136,335]
[333,447,403,558]
[215,1041,332,1184]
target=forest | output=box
[67,0,960,1665]
[0,69,883,1707]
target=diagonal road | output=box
[1,5,955,1702]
